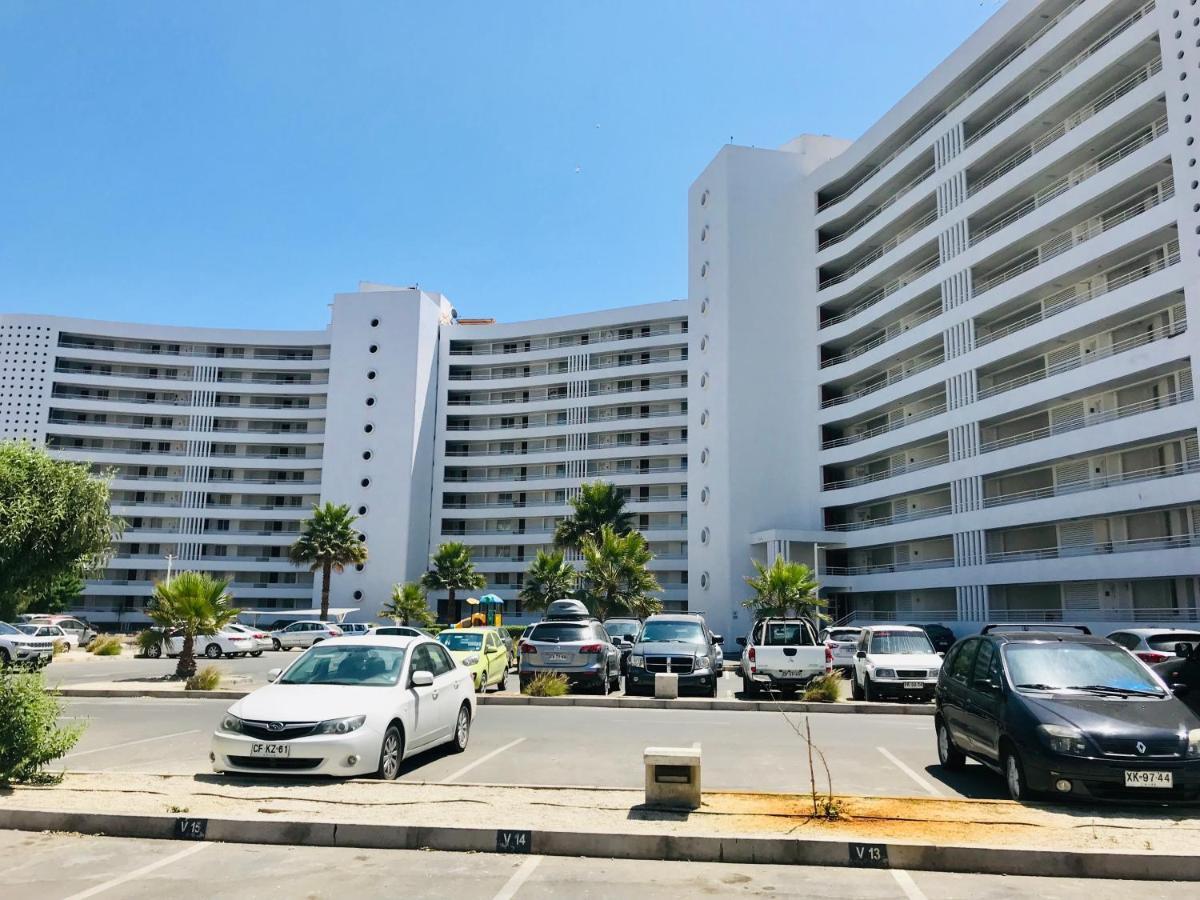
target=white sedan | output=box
[225,623,271,656]
[146,630,256,659]
[211,635,475,779]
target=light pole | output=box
[165,554,177,585]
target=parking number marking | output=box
[174,818,208,841]
[848,842,888,867]
[496,830,531,853]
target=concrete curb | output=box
[51,686,933,715]
[0,806,1192,880]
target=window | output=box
[1107,632,1136,650]
[971,640,996,687]
[409,644,436,676]
[948,639,978,684]
[429,644,455,675]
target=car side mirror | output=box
[1175,643,1193,659]
[736,637,747,647]
[712,634,724,645]
[411,670,434,687]
[267,668,282,682]
[855,650,867,659]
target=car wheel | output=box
[451,705,471,753]
[936,718,966,770]
[312,638,324,645]
[1003,746,1030,802]
[205,644,222,659]
[146,644,162,659]
[474,673,483,693]
[598,672,610,695]
[741,674,759,698]
[609,671,620,693]
[252,651,263,658]
[271,639,282,651]
[708,679,719,699]
[863,674,876,702]
[377,725,403,780]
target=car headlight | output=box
[629,654,645,669]
[1187,728,1200,759]
[315,715,366,735]
[462,654,480,666]
[220,714,245,734]
[1038,723,1088,756]
[873,668,896,679]
[697,655,711,669]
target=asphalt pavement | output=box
[0,830,1185,900]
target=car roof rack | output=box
[981,623,1092,635]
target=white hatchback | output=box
[270,621,344,651]
[211,636,475,778]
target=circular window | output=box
[699,262,709,278]
[701,335,711,353]
[364,423,374,434]
[700,410,710,427]
[368,344,379,353]
[700,189,710,207]
[700,298,709,315]
[355,564,365,572]
[700,372,710,389]
[357,505,368,515]
[700,225,709,243]
[700,448,710,465]
[360,477,371,488]
[362,450,373,461]
[700,527,710,545]
[353,589,363,600]
[358,532,367,542]
[700,487,710,504]
[365,396,376,407]
[367,370,377,380]
[370,318,380,328]
[700,572,710,590]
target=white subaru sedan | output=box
[211,636,475,779]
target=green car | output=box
[437,627,509,693]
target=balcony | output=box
[443,464,687,484]
[447,322,686,356]
[825,554,955,577]
[823,442,950,491]
[985,531,1200,565]
[822,392,946,451]
[821,345,944,410]
[983,457,1200,508]
[58,337,329,361]
[818,206,937,289]
[820,298,941,369]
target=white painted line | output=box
[63,841,210,899]
[62,730,201,761]
[439,737,526,784]
[876,746,941,797]
[492,855,542,900]
[890,868,929,900]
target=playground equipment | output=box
[453,593,504,629]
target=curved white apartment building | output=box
[692,0,1200,640]
[3,0,1198,638]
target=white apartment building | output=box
[691,0,1200,641]
[3,0,1197,639]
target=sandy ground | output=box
[3,772,1198,854]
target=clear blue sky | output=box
[1,1,997,330]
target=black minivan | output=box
[935,630,1200,802]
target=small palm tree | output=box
[519,549,578,613]
[146,571,239,679]
[289,502,368,621]
[421,542,485,622]
[380,582,435,628]
[553,481,635,552]
[579,525,662,620]
[742,557,826,622]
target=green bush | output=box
[135,629,166,657]
[88,634,122,656]
[0,671,84,783]
[523,671,569,697]
[801,673,842,703]
[185,666,222,691]
[52,640,70,656]
[504,625,527,641]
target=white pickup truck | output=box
[737,618,831,696]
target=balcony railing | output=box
[826,503,953,532]
[817,166,936,251]
[818,208,938,289]
[821,400,947,450]
[443,464,688,484]
[445,437,687,458]
[819,257,940,330]
[56,339,330,362]
[821,349,944,409]
[443,494,683,510]
[974,240,1180,348]
[446,408,683,432]
[823,451,951,491]
[980,387,1193,454]
[837,605,1200,625]
[983,458,1200,508]
[447,324,685,356]
[819,299,942,369]
[986,531,1200,564]
[825,554,956,576]
[447,380,687,406]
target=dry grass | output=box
[88,635,123,656]
[184,666,222,691]
[801,673,842,703]
[522,671,569,697]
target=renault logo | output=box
[268,722,285,733]
[1136,741,1147,755]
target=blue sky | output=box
[1,1,997,330]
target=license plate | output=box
[1124,770,1172,788]
[903,681,924,690]
[249,742,291,758]
[779,670,804,677]
[547,653,569,663]
[834,648,852,656]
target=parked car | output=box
[225,623,270,656]
[518,615,622,695]
[818,626,862,671]
[739,618,829,696]
[490,627,516,671]
[936,629,1200,802]
[438,627,509,692]
[339,623,373,637]
[1155,642,1200,717]
[211,635,475,778]
[145,629,257,659]
[18,623,77,650]
[602,617,642,673]
[20,615,97,648]
[370,625,434,639]
[851,625,943,702]
[1107,628,1200,665]
[271,621,344,651]
[908,623,957,654]
[625,613,723,698]
[0,621,55,668]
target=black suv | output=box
[935,630,1200,803]
[625,614,723,698]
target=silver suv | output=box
[518,619,622,695]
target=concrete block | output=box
[644,745,701,809]
[653,673,679,699]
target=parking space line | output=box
[63,730,200,761]
[439,737,526,784]
[492,855,542,900]
[876,746,941,797]
[890,868,929,900]
[63,841,211,899]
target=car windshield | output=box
[439,632,484,651]
[639,621,705,644]
[1005,642,1165,696]
[604,622,640,638]
[16,624,36,635]
[280,645,406,686]
[1148,633,1200,652]
[869,632,934,655]
[0,622,22,636]
[529,623,590,643]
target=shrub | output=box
[505,625,527,641]
[52,640,70,656]
[135,629,166,658]
[523,671,569,697]
[88,634,122,656]
[185,666,222,691]
[802,673,842,703]
[0,671,84,783]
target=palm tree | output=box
[421,542,485,622]
[289,502,368,622]
[146,571,239,679]
[742,557,826,622]
[553,481,635,551]
[519,549,578,613]
[579,525,662,620]
[379,582,435,628]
